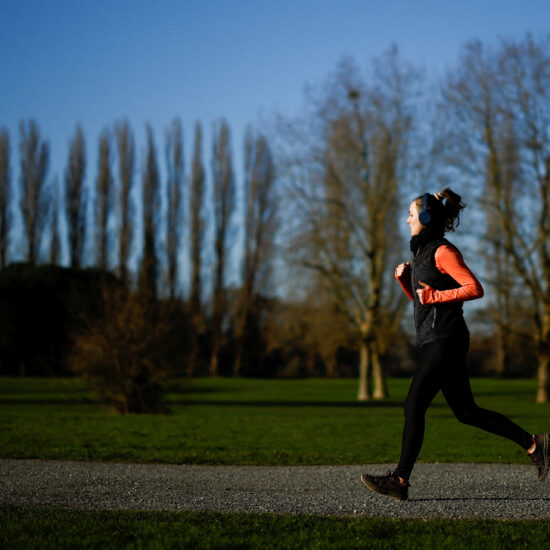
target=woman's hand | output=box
[395,262,410,278]
[416,281,432,304]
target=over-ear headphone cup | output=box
[419,210,431,225]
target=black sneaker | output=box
[528,434,550,482]
[361,470,409,501]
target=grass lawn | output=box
[0,376,548,465]
[2,376,550,549]
[2,506,550,550]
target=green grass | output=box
[0,376,548,465]
[2,506,549,550]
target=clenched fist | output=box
[395,262,411,278]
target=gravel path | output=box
[1,459,549,519]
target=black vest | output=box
[411,237,468,347]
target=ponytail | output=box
[437,188,466,232]
[414,188,466,233]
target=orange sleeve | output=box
[395,269,414,301]
[420,245,484,304]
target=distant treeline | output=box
[1,34,549,403]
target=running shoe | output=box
[360,470,409,501]
[528,433,550,482]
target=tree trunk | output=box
[536,355,549,403]
[233,338,243,376]
[325,352,337,378]
[209,339,220,377]
[372,345,387,399]
[536,312,550,403]
[494,324,508,377]
[357,337,372,401]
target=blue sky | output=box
[1,0,549,272]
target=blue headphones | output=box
[419,193,432,225]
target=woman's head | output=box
[407,188,465,236]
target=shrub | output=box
[71,287,171,414]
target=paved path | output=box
[1,459,549,519]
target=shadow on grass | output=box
[0,397,97,405]
[164,385,221,395]
[168,399,447,408]
[0,386,91,395]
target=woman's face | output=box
[407,200,423,236]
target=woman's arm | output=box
[395,262,414,301]
[418,245,484,304]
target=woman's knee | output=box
[453,405,479,426]
[404,395,428,421]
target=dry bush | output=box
[71,287,170,414]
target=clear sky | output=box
[1,0,549,269]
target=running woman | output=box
[361,189,550,501]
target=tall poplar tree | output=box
[165,118,184,299]
[138,125,160,301]
[0,128,10,267]
[49,175,61,265]
[209,119,235,376]
[19,120,49,265]
[96,129,113,270]
[188,122,205,375]
[115,120,135,286]
[234,129,278,375]
[65,124,86,269]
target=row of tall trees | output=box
[0,117,279,379]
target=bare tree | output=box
[233,128,278,375]
[485,112,522,377]
[19,120,50,265]
[49,175,61,265]
[188,122,206,375]
[440,36,550,401]
[0,128,10,267]
[209,119,236,376]
[114,120,135,286]
[65,124,86,269]
[499,35,550,401]
[281,50,419,399]
[165,118,184,299]
[138,125,160,301]
[96,129,113,270]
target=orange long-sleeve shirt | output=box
[396,245,484,304]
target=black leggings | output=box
[394,329,533,480]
